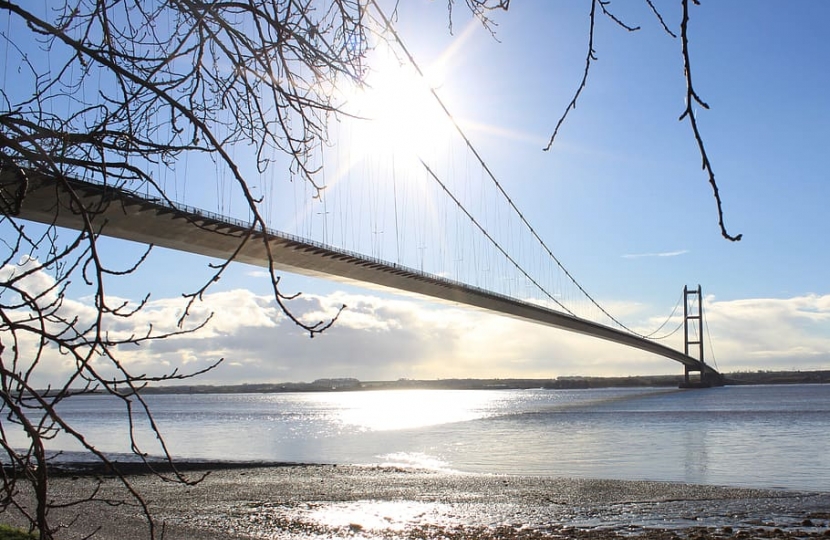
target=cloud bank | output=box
[15,274,830,388]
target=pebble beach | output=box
[8,463,829,539]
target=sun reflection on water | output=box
[307,389,508,432]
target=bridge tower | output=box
[681,285,707,387]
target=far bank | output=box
[126,369,830,395]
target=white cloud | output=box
[622,250,689,259]
[699,294,830,371]
[8,260,830,388]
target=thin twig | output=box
[679,0,742,241]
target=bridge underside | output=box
[1,170,718,377]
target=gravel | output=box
[4,464,830,539]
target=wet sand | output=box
[7,464,830,539]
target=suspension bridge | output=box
[0,0,724,388]
[0,168,722,387]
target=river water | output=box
[30,384,830,492]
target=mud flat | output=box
[6,464,830,539]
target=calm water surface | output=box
[29,384,830,492]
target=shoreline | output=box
[123,372,830,395]
[7,463,830,539]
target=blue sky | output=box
[7,1,830,386]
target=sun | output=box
[343,43,455,158]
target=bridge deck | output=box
[0,170,716,374]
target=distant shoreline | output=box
[131,369,830,395]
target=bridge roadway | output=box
[1,169,717,376]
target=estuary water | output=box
[31,384,830,492]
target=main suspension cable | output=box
[368,0,643,334]
[420,159,575,316]
[643,290,685,340]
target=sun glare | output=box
[344,45,454,157]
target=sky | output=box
[6,1,830,387]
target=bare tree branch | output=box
[0,1,378,536]
[679,0,742,241]
[543,0,740,241]
[543,0,599,152]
